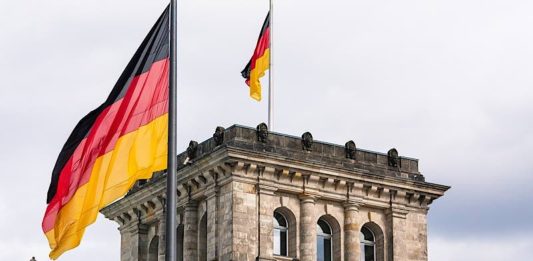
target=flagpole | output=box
[166,0,178,260]
[268,0,274,130]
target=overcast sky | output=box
[1,0,532,260]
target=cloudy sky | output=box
[1,0,532,260]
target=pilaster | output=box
[257,183,277,261]
[299,194,317,261]
[205,186,219,261]
[183,200,199,261]
[157,210,166,261]
[119,218,148,261]
[344,200,361,261]
[385,205,408,261]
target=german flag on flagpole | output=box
[42,6,170,259]
[241,12,270,101]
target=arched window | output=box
[148,235,159,261]
[273,211,288,256]
[360,226,376,261]
[317,219,332,261]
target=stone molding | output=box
[103,154,444,231]
[257,183,278,195]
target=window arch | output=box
[316,215,341,261]
[273,207,297,258]
[317,219,332,261]
[360,222,385,261]
[273,211,288,256]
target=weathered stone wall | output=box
[404,211,428,261]
[205,187,218,261]
[218,181,234,261]
[232,181,258,261]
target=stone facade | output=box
[101,124,449,261]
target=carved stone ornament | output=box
[345,140,356,159]
[301,132,314,151]
[387,148,400,168]
[213,126,225,146]
[256,123,269,143]
[187,140,199,159]
[126,179,147,196]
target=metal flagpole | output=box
[166,0,178,260]
[268,0,274,130]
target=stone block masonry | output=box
[102,124,449,261]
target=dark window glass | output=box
[364,245,374,261]
[317,219,331,234]
[361,227,374,242]
[280,230,287,255]
[274,212,287,227]
[324,238,332,261]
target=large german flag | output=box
[241,12,270,101]
[42,6,170,259]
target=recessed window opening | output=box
[273,211,288,256]
[317,219,332,261]
[360,226,376,261]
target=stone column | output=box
[299,194,317,261]
[183,201,199,261]
[177,213,184,261]
[344,201,361,261]
[217,182,233,260]
[118,226,130,261]
[157,211,166,261]
[205,187,218,261]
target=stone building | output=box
[101,124,449,261]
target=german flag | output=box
[42,6,170,259]
[241,12,270,101]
